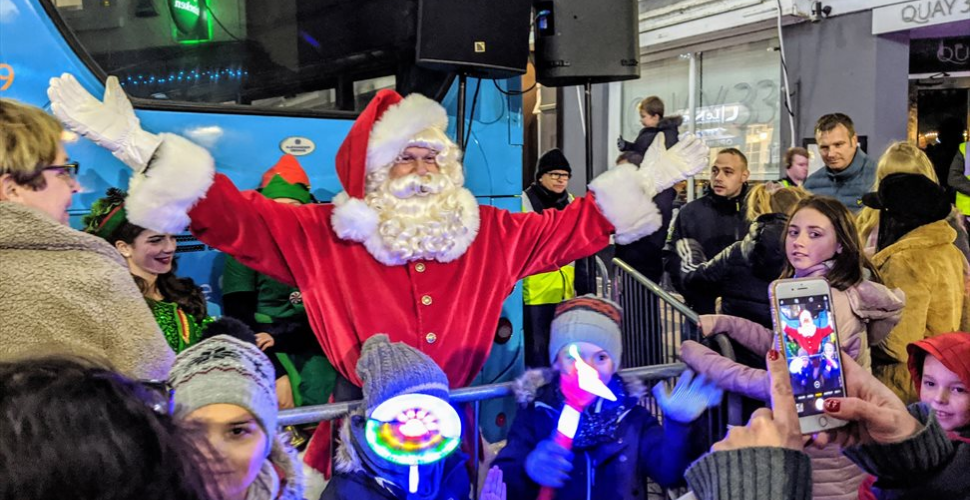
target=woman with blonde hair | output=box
[675,182,810,327]
[857,142,969,259]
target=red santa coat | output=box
[190,174,614,387]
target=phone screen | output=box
[776,294,845,417]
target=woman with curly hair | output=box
[85,188,213,353]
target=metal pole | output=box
[456,73,467,149]
[583,80,596,294]
[687,53,698,202]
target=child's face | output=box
[786,207,841,272]
[639,110,659,128]
[555,341,616,385]
[920,355,970,432]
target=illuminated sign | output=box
[169,0,211,44]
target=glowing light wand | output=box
[537,344,616,500]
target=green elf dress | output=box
[221,155,337,407]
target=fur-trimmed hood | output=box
[249,432,305,500]
[511,368,646,406]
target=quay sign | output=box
[872,0,970,35]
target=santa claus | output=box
[783,309,834,357]
[47,74,708,390]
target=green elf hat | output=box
[259,155,312,204]
[82,187,129,240]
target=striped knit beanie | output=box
[549,295,623,366]
[168,335,278,452]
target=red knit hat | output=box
[334,89,448,199]
[907,332,970,398]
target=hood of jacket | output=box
[843,279,906,348]
[246,432,305,500]
[0,202,125,264]
[658,115,684,131]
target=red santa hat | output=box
[331,89,450,242]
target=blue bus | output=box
[0,0,524,441]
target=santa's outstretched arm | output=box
[47,73,300,285]
[589,132,708,244]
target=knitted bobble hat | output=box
[356,334,451,417]
[549,295,623,367]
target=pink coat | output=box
[681,278,904,500]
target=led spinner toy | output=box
[365,393,462,493]
[537,344,616,500]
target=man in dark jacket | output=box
[802,113,876,213]
[617,95,683,155]
[663,148,750,314]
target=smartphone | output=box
[769,278,848,434]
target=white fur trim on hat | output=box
[366,93,448,173]
[588,163,663,245]
[127,133,215,234]
[331,192,380,242]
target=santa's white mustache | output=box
[387,173,449,199]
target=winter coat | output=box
[619,116,683,155]
[614,187,676,283]
[493,370,693,500]
[680,213,788,327]
[870,220,970,403]
[844,403,970,500]
[803,148,877,213]
[680,276,905,500]
[0,202,173,379]
[322,415,470,500]
[663,185,750,314]
[248,434,304,500]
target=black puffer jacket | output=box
[619,116,683,155]
[662,185,750,314]
[679,213,788,327]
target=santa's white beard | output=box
[364,172,471,262]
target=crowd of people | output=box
[1,76,969,500]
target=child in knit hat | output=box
[168,334,304,500]
[322,334,481,500]
[493,295,722,500]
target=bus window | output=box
[49,0,447,113]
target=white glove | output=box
[642,132,709,192]
[48,73,162,171]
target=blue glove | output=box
[652,369,723,423]
[525,438,574,488]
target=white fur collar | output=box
[330,189,481,266]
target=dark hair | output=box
[615,151,644,167]
[784,147,810,169]
[717,148,749,169]
[780,196,880,290]
[0,355,220,500]
[109,220,208,324]
[637,96,664,118]
[815,113,856,138]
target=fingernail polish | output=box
[824,399,840,412]
[768,349,779,361]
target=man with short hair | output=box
[803,113,876,212]
[780,147,810,187]
[663,148,750,314]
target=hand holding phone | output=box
[770,278,849,434]
[711,349,805,452]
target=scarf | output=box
[524,183,569,214]
[570,375,632,449]
[349,417,446,500]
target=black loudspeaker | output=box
[533,0,640,87]
[416,0,531,79]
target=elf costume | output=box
[222,155,337,408]
[84,188,213,353]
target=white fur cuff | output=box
[331,193,379,242]
[588,164,663,245]
[126,133,215,234]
